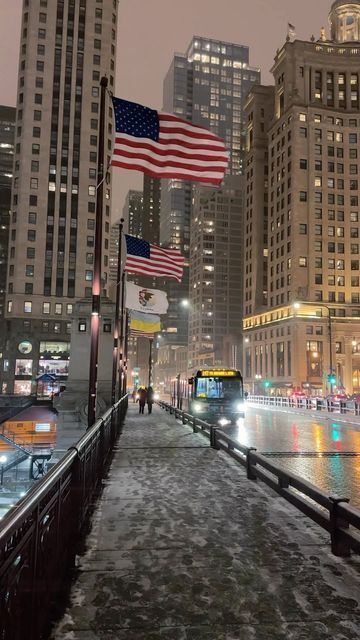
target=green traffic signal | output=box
[327,374,336,385]
[264,380,271,388]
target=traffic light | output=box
[263,380,271,388]
[327,373,336,385]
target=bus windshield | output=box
[195,377,242,400]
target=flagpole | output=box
[87,75,108,428]
[148,338,153,388]
[111,217,124,405]
[123,310,129,395]
[118,271,126,400]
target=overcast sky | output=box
[0,0,332,219]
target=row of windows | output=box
[299,127,358,144]
[298,112,359,127]
[299,191,360,205]
[299,224,360,236]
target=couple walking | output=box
[138,386,154,414]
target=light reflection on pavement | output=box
[228,407,360,508]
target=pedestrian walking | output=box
[147,386,154,414]
[138,387,147,414]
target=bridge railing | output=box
[159,400,360,558]
[0,394,128,640]
[248,395,360,415]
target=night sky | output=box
[0,0,333,218]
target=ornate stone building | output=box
[243,1,360,395]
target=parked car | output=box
[325,393,348,406]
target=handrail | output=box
[0,394,128,640]
[159,399,360,557]
[247,395,360,416]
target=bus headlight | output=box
[218,418,230,427]
[235,402,244,412]
[193,402,202,413]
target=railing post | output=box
[182,412,186,424]
[340,400,346,415]
[210,426,219,449]
[356,401,360,416]
[246,447,257,480]
[329,496,351,557]
[192,417,197,433]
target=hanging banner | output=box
[126,282,168,315]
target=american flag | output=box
[125,235,184,282]
[111,97,228,185]
[130,329,155,339]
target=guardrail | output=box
[248,395,360,415]
[0,395,128,640]
[159,400,360,558]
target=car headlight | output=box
[218,418,230,427]
[193,402,202,413]
[235,402,244,412]
[154,393,159,400]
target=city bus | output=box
[188,369,245,425]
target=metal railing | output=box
[159,400,360,558]
[0,395,128,640]
[248,395,360,415]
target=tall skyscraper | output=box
[1,0,118,395]
[160,37,260,349]
[0,106,16,335]
[244,0,360,396]
[188,177,244,371]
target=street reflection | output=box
[229,407,360,508]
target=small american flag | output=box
[125,235,184,282]
[111,97,228,185]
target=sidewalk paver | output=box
[51,404,360,639]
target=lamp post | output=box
[294,302,334,395]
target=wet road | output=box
[228,406,360,508]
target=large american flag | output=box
[111,97,228,185]
[125,235,185,282]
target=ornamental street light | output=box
[293,302,334,394]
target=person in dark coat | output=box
[147,386,154,414]
[138,387,147,414]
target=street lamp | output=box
[294,301,334,394]
[181,299,189,308]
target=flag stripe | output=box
[126,262,183,279]
[112,149,227,171]
[113,140,227,161]
[159,113,225,141]
[126,260,182,277]
[115,134,226,154]
[112,159,224,183]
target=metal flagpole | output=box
[111,218,124,405]
[148,338,153,388]
[123,310,129,395]
[118,271,126,399]
[87,76,108,428]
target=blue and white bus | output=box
[188,369,245,425]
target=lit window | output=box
[55,303,62,314]
[24,301,32,313]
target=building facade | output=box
[244,0,360,396]
[0,106,16,334]
[1,0,118,395]
[188,176,244,372]
[160,37,260,350]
